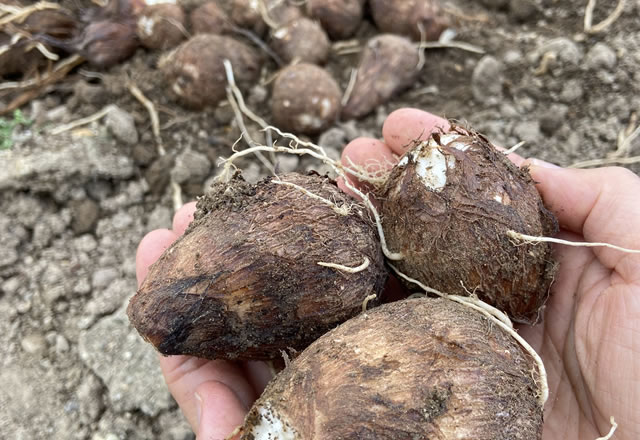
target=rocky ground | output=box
[1,0,639,438]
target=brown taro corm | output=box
[160,34,262,110]
[306,0,365,40]
[380,125,558,323]
[271,63,341,135]
[189,1,230,35]
[240,298,543,439]
[136,3,186,50]
[270,17,330,65]
[370,0,450,41]
[229,0,301,36]
[128,172,387,361]
[0,9,78,77]
[342,34,419,120]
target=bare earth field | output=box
[1,0,639,438]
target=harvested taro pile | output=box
[1,0,638,439]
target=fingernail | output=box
[195,391,202,427]
[529,158,560,169]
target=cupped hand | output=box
[343,108,640,440]
[135,108,640,440]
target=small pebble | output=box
[105,106,139,145]
[21,333,48,355]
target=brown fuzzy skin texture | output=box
[0,35,44,77]
[81,20,139,68]
[137,4,186,50]
[271,64,341,135]
[342,34,419,120]
[240,298,543,439]
[23,9,78,39]
[370,0,450,41]
[128,173,387,360]
[380,126,558,323]
[307,0,365,40]
[190,1,229,35]
[270,17,330,65]
[160,34,261,110]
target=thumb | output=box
[526,160,640,271]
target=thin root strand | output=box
[318,257,371,273]
[508,230,640,254]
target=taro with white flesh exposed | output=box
[380,125,558,323]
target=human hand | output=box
[135,108,639,439]
[342,108,640,440]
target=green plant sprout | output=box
[0,109,32,150]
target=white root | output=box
[272,179,352,216]
[508,230,640,254]
[50,105,113,135]
[318,257,370,273]
[595,417,618,440]
[341,68,358,107]
[584,0,626,34]
[503,141,525,155]
[389,264,549,408]
[361,293,377,313]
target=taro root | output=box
[380,125,557,323]
[137,3,186,50]
[189,1,229,35]
[160,34,262,110]
[270,17,330,65]
[0,35,45,77]
[342,34,418,120]
[128,172,387,360]
[0,9,78,77]
[271,63,341,135]
[22,9,78,39]
[230,0,301,36]
[370,0,450,41]
[307,0,365,40]
[240,297,543,439]
[34,19,139,68]
[80,20,139,68]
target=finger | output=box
[242,361,275,396]
[527,163,640,272]
[339,137,396,196]
[382,108,449,155]
[159,355,257,431]
[135,229,179,287]
[196,381,247,440]
[172,201,197,236]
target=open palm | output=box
[135,109,640,439]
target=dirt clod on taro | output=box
[136,3,186,50]
[270,17,330,65]
[160,34,262,110]
[342,34,419,119]
[306,0,365,40]
[369,0,450,41]
[271,63,342,135]
[380,125,558,323]
[240,298,543,440]
[127,172,387,360]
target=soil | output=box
[1,0,639,438]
